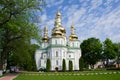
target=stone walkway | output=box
[0,73,19,80]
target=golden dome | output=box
[42,26,49,42]
[56,11,61,16]
[59,25,66,33]
[69,25,78,41]
[52,27,63,37]
[52,11,66,37]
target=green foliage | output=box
[102,38,116,67]
[69,60,73,71]
[80,37,102,69]
[62,59,66,72]
[46,58,51,72]
[0,0,45,70]
[103,38,116,59]
[113,43,120,60]
[79,57,84,71]
[8,44,39,71]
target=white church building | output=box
[35,11,81,71]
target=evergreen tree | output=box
[79,57,84,71]
[69,60,73,71]
[62,59,66,72]
[46,58,51,72]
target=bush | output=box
[69,60,73,71]
[79,57,84,71]
[62,59,66,72]
[46,58,51,72]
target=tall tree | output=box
[102,38,116,67]
[79,57,84,71]
[46,58,51,72]
[80,37,102,69]
[113,43,120,60]
[69,60,73,71]
[0,0,45,70]
[113,43,120,68]
[62,59,66,72]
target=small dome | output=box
[69,25,78,41]
[56,11,61,16]
[69,34,78,41]
[42,26,49,42]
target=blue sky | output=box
[36,0,120,43]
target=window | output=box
[56,60,58,65]
[43,54,46,58]
[55,40,57,44]
[56,51,58,57]
[69,55,71,58]
[72,43,74,47]
[77,43,79,46]
[44,61,46,64]
[61,40,63,45]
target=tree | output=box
[79,57,84,71]
[113,43,120,68]
[113,43,120,60]
[62,59,66,72]
[80,37,102,69]
[69,60,73,71]
[8,43,39,71]
[102,38,116,67]
[0,0,45,70]
[46,58,51,72]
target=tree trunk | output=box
[0,57,3,70]
[0,52,4,70]
[90,64,94,69]
[0,48,6,70]
[106,58,109,68]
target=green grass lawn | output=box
[14,71,120,80]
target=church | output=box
[35,11,81,71]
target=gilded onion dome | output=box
[52,11,66,37]
[42,26,49,42]
[52,27,62,37]
[69,25,78,41]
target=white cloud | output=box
[79,5,120,42]
[41,14,47,22]
[54,0,64,6]
[89,0,103,11]
[46,0,64,8]
[71,8,86,23]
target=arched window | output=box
[72,43,74,47]
[56,51,58,57]
[55,40,57,44]
[77,43,78,47]
[69,55,71,58]
[61,40,63,45]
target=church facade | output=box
[35,11,81,71]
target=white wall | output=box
[68,40,80,48]
[35,50,42,70]
[50,37,67,46]
[35,37,82,71]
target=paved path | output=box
[0,73,19,80]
